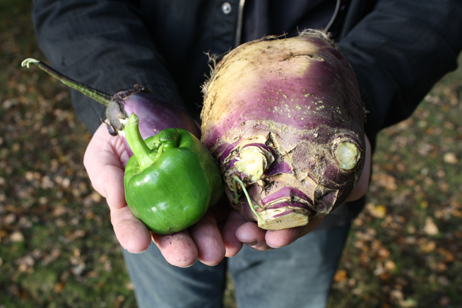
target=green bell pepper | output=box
[123,113,223,234]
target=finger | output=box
[235,222,273,251]
[189,211,226,266]
[111,206,151,253]
[84,124,150,253]
[264,216,324,248]
[83,125,127,210]
[221,210,245,257]
[347,135,372,202]
[152,230,198,268]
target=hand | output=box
[223,135,372,253]
[84,123,238,268]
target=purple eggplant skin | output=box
[122,92,200,157]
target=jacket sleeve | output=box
[32,0,184,135]
[337,0,462,139]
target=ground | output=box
[1,1,461,307]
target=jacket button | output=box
[222,2,232,14]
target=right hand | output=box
[83,123,242,267]
[84,124,152,254]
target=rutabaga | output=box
[201,29,366,230]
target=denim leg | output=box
[122,243,227,308]
[228,224,351,308]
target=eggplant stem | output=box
[232,175,265,224]
[21,58,112,106]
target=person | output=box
[33,1,462,307]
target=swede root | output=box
[201,29,365,230]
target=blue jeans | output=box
[122,223,351,308]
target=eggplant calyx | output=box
[106,84,150,133]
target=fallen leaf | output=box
[439,296,450,306]
[115,295,125,308]
[71,263,85,276]
[15,255,34,272]
[372,173,397,191]
[420,240,436,253]
[443,152,458,164]
[424,217,439,235]
[52,205,67,217]
[437,248,455,263]
[373,262,385,276]
[41,248,61,265]
[54,282,65,293]
[3,213,16,225]
[334,269,348,282]
[10,231,24,242]
[370,205,387,219]
[384,260,396,272]
[437,276,451,287]
[420,201,428,209]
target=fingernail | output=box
[127,248,148,254]
[183,262,195,268]
[243,241,258,247]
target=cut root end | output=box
[234,146,274,183]
[257,208,310,230]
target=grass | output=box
[1,1,461,308]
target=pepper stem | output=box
[21,58,112,106]
[232,175,265,224]
[124,113,156,170]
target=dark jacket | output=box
[33,0,462,138]
[32,0,462,225]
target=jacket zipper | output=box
[234,0,246,47]
[324,0,342,32]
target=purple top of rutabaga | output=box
[201,36,364,152]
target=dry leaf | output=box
[424,217,439,235]
[372,173,397,191]
[10,231,24,242]
[437,248,455,263]
[3,213,16,225]
[334,269,348,282]
[370,205,387,219]
[437,276,451,287]
[54,282,65,293]
[443,152,458,164]
[384,260,396,272]
[42,248,61,265]
[420,240,436,253]
[52,205,67,217]
[15,255,34,272]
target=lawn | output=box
[1,1,461,308]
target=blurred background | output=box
[1,1,461,307]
